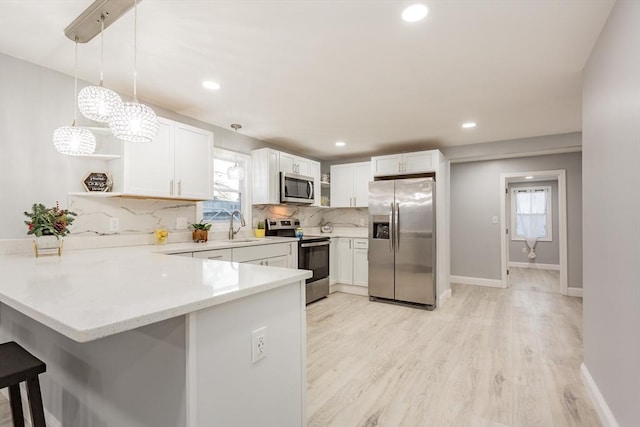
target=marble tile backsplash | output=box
[69,195,197,236]
[252,205,368,228]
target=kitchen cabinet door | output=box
[296,157,310,176]
[123,118,174,197]
[353,163,372,207]
[353,239,369,287]
[309,160,322,207]
[330,164,354,207]
[279,152,296,174]
[336,238,353,285]
[174,123,213,200]
[403,151,433,174]
[371,154,403,177]
[252,148,280,204]
[329,238,338,285]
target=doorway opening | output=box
[500,170,568,294]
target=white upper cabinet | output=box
[173,122,214,200]
[251,148,320,205]
[117,117,213,200]
[279,152,310,176]
[330,162,372,207]
[371,150,436,177]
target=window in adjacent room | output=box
[510,186,552,241]
[200,148,251,228]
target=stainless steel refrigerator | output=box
[368,178,436,309]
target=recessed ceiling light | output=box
[402,4,428,22]
[525,176,534,180]
[202,80,221,90]
[335,141,346,147]
[462,122,477,128]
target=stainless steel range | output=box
[265,218,330,304]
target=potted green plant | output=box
[254,220,265,238]
[189,220,212,242]
[24,202,77,257]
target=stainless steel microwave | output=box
[280,172,315,204]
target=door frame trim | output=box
[499,169,568,294]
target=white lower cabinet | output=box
[333,237,368,287]
[329,238,338,285]
[353,239,369,287]
[246,255,288,267]
[187,242,296,268]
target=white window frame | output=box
[196,148,252,232]
[510,185,552,242]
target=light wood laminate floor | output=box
[307,284,600,427]
[510,267,562,294]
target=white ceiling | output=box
[0,0,614,161]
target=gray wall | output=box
[582,1,640,425]
[508,180,560,265]
[450,151,582,287]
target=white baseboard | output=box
[331,283,368,296]
[438,288,452,307]
[508,261,560,270]
[567,287,583,297]
[450,275,505,288]
[580,363,619,427]
[0,386,62,427]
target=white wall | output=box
[582,1,640,425]
[450,151,582,287]
[0,53,304,241]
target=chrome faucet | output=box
[228,210,246,240]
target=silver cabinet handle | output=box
[170,179,174,196]
[208,255,223,259]
[398,162,402,173]
[178,180,182,196]
[353,196,356,207]
[349,239,352,249]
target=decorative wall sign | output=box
[82,172,113,192]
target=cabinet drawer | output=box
[353,239,368,249]
[193,249,232,261]
[233,243,290,263]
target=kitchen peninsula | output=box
[0,242,311,427]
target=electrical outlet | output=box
[176,217,188,230]
[109,217,119,233]
[359,218,365,226]
[252,327,267,363]
[522,247,528,254]
[492,216,499,224]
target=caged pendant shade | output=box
[53,40,96,156]
[108,0,158,142]
[77,14,122,123]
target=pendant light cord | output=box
[73,38,79,125]
[99,15,105,85]
[133,0,138,101]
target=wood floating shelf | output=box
[67,192,205,202]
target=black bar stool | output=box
[0,342,47,427]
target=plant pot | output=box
[254,229,265,238]
[33,235,63,257]
[192,229,209,242]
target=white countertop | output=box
[0,242,311,343]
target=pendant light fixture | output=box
[53,39,97,156]
[77,14,122,123]
[109,0,158,142]
[227,124,246,180]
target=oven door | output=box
[281,172,315,204]
[298,240,330,283]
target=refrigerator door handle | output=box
[389,202,394,253]
[395,203,400,250]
